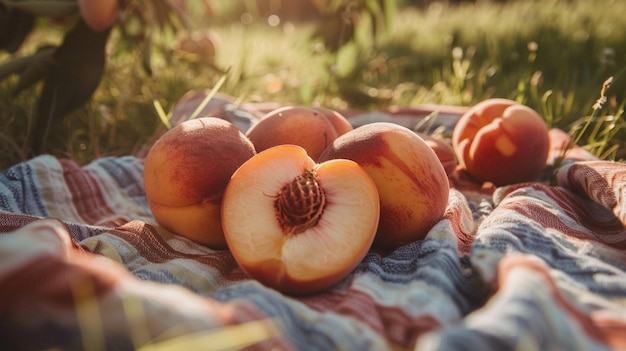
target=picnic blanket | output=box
[1,104,625,351]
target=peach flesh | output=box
[318,123,449,250]
[245,106,353,161]
[143,117,256,248]
[221,145,380,294]
[452,99,550,186]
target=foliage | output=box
[0,0,186,156]
[0,0,624,170]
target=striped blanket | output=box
[1,107,625,351]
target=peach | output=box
[143,117,256,249]
[318,122,450,250]
[419,133,457,176]
[78,0,119,31]
[173,30,220,63]
[221,145,380,294]
[452,98,550,186]
[245,106,353,161]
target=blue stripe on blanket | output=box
[92,156,146,201]
[212,280,390,350]
[0,156,49,216]
[358,239,488,313]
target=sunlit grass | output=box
[0,0,624,170]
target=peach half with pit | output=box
[318,122,450,250]
[452,98,550,186]
[143,117,256,249]
[245,106,353,161]
[221,144,380,294]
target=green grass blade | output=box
[188,67,231,121]
[152,100,171,130]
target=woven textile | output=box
[1,120,625,350]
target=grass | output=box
[0,0,624,170]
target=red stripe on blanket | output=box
[108,220,248,281]
[557,161,626,227]
[497,254,626,349]
[301,287,440,349]
[496,183,626,248]
[0,219,120,311]
[2,251,122,309]
[547,128,599,164]
[591,312,626,350]
[0,213,44,233]
[60,159,116,225]
[442,195,476,255]
[0,219,293,350]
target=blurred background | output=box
[0,0,624,169]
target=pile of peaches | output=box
[143,98,550,294]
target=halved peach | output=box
[221,145,380,294]
[452,98,550,186]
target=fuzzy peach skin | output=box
[319,122,449,250]
[245,106,353,161]
[419,133,457,176]
[452,98,550,186]
[143,117,256,249]
[222,145,380,294]
[79,0,119,31]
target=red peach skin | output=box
[452,99,550,186]
[419,133,457,176]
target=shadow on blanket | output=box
[0,108,625,350]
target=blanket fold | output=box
[1,131,625,350]
[557,160,626,226]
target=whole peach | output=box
[78,0,119,31]
[319,122,449,250]
[143,117,256,249]
[452,98,550,186]
[245,106,353,161]
[419,133,457,176]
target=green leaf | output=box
[382,0,396,39]
[152,100,171,130]
[188,67,231,121]
[334,40,359,78]
[327,0,344,14]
